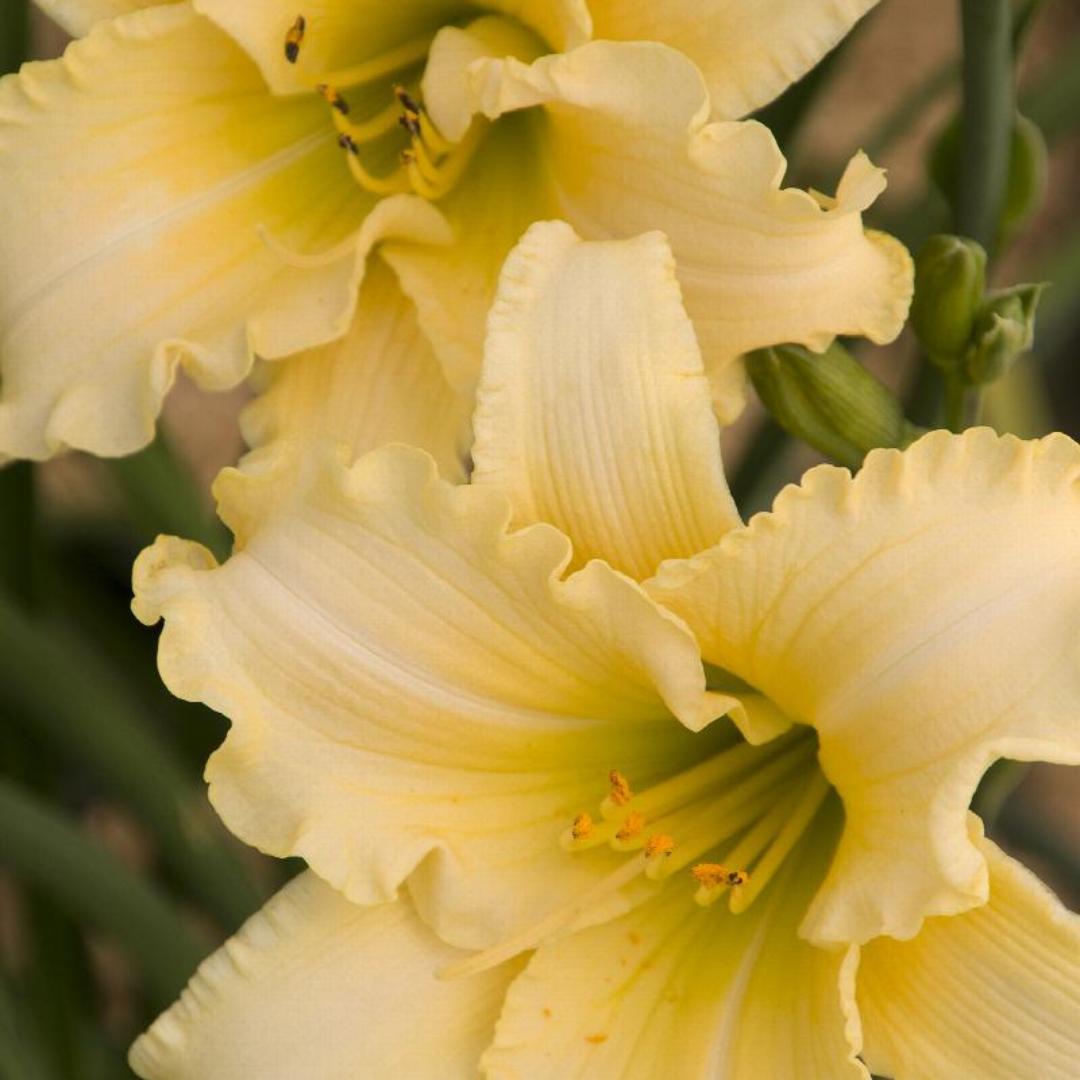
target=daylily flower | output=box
[0,0,911,461]
[130,225,1080,1079]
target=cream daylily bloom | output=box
[132,228,1080,1079]
[1,0,908,459]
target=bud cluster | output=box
[911,234,1045,387]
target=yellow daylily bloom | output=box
[131,228,1080,1079]
[0,0,909,459]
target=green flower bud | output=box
[746,342,918,471]
[999,114,1048,249]
[928,112,1048,251]
[910,234,987,368]
[964,282,1045,385]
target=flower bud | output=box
[998,115,1048,248]
[746,342,918,470]
[964,283,1045,385]
[910,235,987,368]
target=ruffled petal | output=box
[242,256,473,481]
[857,822,1080,1080]
[471,221,739,580]
[130,872,521,1080]
[649,429,1080,947]
[36,0,168,37]
[133,439,730,948]
[0,5,443,458]
[194,0,589,96]
[461,41,912,421]
[589,0,881,120]
[482,800,867,1080]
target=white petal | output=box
[857,824,1080,1080]
[36,0,168,37]
[589,0,881,119]
[131,873,520,1080]
[472,221,739,579]
[0,5,443,458]
[133,439,729,948]
[242,256,473,481]
[460,41,912,421]
[649,429,1080,947]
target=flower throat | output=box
[280,11,540,201]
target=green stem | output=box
[0,777,205,1008]
[957,0,1015,251]
[943,377,967,433]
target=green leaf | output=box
[0,777,205,1008]
[0,595,263,929]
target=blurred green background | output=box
[1,1,1079,1076]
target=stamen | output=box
[318,35,433,90]
[439,854,648,981]
[644,834,674,860]
[571,813,595,841]
[284,15,305,64]
[329,102,401,146]
[337,133,412,195]
[394,85,422,115]
[728,770,830,914]
[316,83,349,114]
[690,864,749,890]
[613,810,644,844]
[608,770,633,808]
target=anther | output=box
[284,15,305,64]
[614,811,644,843]
[399,111,421,137]
[690,863,749,891]
[317,84,349,114]
[571,813,595,841]
[644,834,675,860]
[337,132,358,154]
[394,85,421,114]
[608,771,633,807]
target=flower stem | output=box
[950,0,1015,428]
[957,0,1015,253]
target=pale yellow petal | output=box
[36,0,170,36]
[0,5,438,458]
[243,256,473,481]
[649,429,1080,947]
[130,873,521,1080]
[463,41,911,422]
[381,110,557,393]
[858,823,1080,1080]
[194,0,588,96]
[482,799,866,1080]
[472,221,739,580]
[589,0,881,120]
[133,439,728,948]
